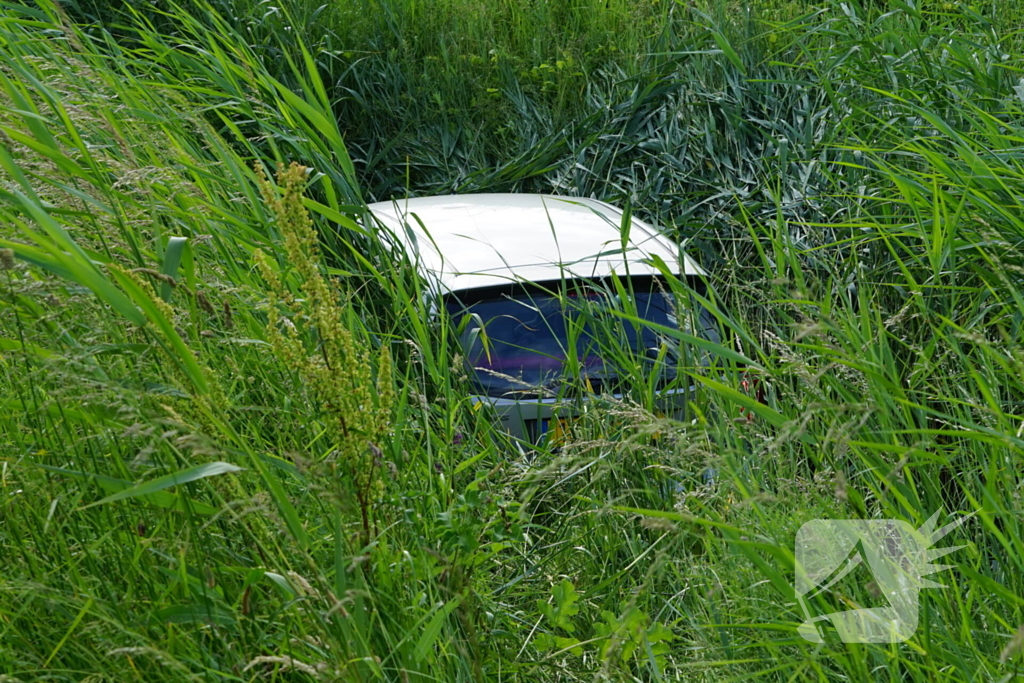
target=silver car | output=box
[367,193,720,447]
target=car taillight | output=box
[738,373,763,423]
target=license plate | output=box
[539,417,572,446]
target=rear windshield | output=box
[446,285,719,398]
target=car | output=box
[366,193,721,447]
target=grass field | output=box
[2,0,1024,680]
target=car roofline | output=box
[365,193,705,293]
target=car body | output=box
[366,193,719,446]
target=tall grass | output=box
[1,0,1023,681]
[70,0,1023,236]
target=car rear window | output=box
[446,285,718,398]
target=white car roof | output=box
[366,193,704,294]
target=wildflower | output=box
[254,162,394,541]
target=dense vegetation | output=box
[2,0,1024,680]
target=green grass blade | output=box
[81,461,243,509]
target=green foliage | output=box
[537,578,581,633]
[2,0,1024,681]
[533,579,676,674]
[593,604,676,672]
